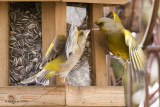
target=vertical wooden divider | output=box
[90,4,108,86]
[42,2,56,85]
[0,2,9,86]
[42,2,66,86]
[54,2,66,86]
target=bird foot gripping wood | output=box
[115,61,127,86]
[116,76,124,86]
[65,81,70,86]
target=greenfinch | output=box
[21,26,90,85]
[95,11,147,81]
[40,35,67,69]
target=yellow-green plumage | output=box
[44,55,67,71]
[95,12,147,80]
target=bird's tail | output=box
[21,69,56,85]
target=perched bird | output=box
[39,35,67,69]
[95,11,147,82]
[21,26,90,85]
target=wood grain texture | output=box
[89,4,108,86]
[62,0,129,4]
[54,2,66,86]
[0,86,65,106]
[42,2,56,57]
[66,86,125,106]
[0,2,9,87]
[42,2,57,85]
[42,2,66,86]
[0,0,60,1]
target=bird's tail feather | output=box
[21,74,37,84]
[35,69,55,85]
[21,69,55,85]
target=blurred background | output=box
[103,0,160,106]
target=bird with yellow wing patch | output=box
[21,25,90,85]
[94,11,147,82]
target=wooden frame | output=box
[0,0,129,106]
[0,0,129,4]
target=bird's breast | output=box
[105,32,129,59]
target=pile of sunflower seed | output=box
[9,3,42,86]
[67,3,92,86]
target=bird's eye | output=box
[80,32,84,35]
[98,22,103,27]
[69,52,72,56]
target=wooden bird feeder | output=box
[0,0,129,106]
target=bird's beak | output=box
[84,30,90,38]
[92,24,100,30]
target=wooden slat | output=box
[89,4,108,86]
[62,0,129,4]
[0,86,65,106]
[42,2,66,86]
[42,2,56,56]
[66,86,125,106]
[0,2,9,87]
[42,2,56,85]
[0,0,60,1]
[54,2,66,86]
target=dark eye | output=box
[69,52,72,56]
[80,32,84,35]
[98,22,103,27]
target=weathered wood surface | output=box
[42,2,66,86]
[54,2,66,86]
[0,0,61,2]
[62,0,129,4]
[0,0,129,4]
[42,2,57,85]
[0,86,125,106]
[0,2,9,87]
[89,4,108,86]
[66,86,125,106]
[0,86,65,106]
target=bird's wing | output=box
[65,25,79,59]
[40,35,66,69]
[123,29,147,82]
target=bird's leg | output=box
[62,77,70,86]
[116,61,127,85]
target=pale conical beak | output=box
[92,24,100,30]
[84,30,90,38]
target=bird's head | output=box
[77,30,90,49]
[94,11,123,33]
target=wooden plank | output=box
[42,2,66,86]
[42,2,57,85]
[0,86,65,106]
[54,2,66,86]
[66,86,125,106]
[42,2,56,57]
[62,0,129,4]
[0,0,60,1]
[89,4,108,86]
[0,2,9,87]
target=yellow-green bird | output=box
[21,25,90,85]
[39,35,67,69]
[95,11,147,81]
